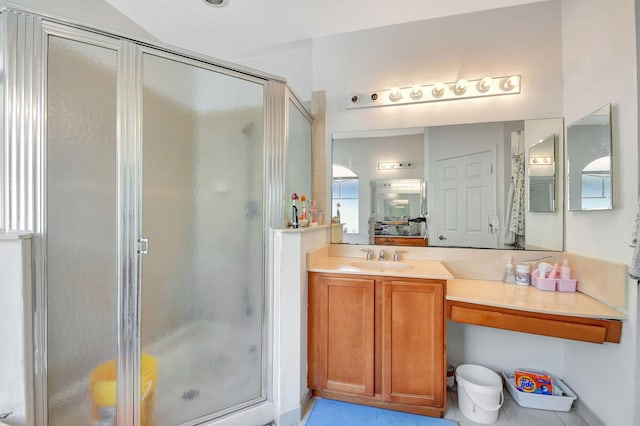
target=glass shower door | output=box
[46,34,119,425]
[140,51,266,425]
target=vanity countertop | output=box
[307,256,454,280]
[447,278,625,320]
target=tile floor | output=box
[445,389,589,426]
[300,390,590,425]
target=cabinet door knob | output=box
[438,235,447,240]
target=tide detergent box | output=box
[515,369,553,395]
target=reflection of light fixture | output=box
[388,86,401,101]
[410,84,423,99]
[390,199,410,205]
[378,161,413,170]
[347,75,521,109]
[530,156,553,165]
[203,0,229,6]
[454,79,468,94]
[432,82,446,98]
[388,182,420,188]
[478,77,493,92]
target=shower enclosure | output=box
[1,7,301,426]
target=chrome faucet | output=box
[361,248,372,260]
[378,249,386,261]
[393,249,402,262]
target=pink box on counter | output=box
[531,269,557,291]
[557,278,577,292]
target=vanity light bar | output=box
[346,75,521,109]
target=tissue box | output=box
[514,369,553,395]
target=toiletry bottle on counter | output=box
[291,193,299,228]
[300,195,307,220]
[515,264,530,285]
[503,257,516,284]
[560,259,571,279]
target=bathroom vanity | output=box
[307,258,453,417]
[306,249,625,418]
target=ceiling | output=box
[103,0,547,62]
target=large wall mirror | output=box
[566,104,613,211]
[331,118,564,251]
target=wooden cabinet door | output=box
[382,279,445,407]
[317,275,375,396]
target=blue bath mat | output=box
[306,398,458,426]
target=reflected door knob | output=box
[439,235,447,240]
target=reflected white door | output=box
[434,150,497,248]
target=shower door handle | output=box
[138,237,149,255]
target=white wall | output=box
[0,235,33,425]
[6,0,157,40]
[273,227,329,426]
[235,40,313,102]
[561,0,638,424]
[313,1,563,137]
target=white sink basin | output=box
[350,260,414,271]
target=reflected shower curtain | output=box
[503,131,525,246]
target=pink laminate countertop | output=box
[447,279,625,320]
[307,256,454,280]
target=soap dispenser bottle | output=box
[291,193,299,228]
[503,256,516,284]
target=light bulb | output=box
[432,82,446,98]
[478,77,493,92]
[504,75,520,90]
[389,86,401,101]
[410,84,423,99]
[455,79,468,94]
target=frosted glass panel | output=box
[285,101,312,225]
[46,36,118,424]
[141,53,265,424]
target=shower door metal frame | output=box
[36,19,137,426]
[0,7,287,426]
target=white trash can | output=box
[456,364,504,424]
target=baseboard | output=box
[278,390,312,426]
[574,399,605,426]
[301,389,312,413]
[278,406,302,426]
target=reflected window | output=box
[581,156,612,210]
[332,164,359,234]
